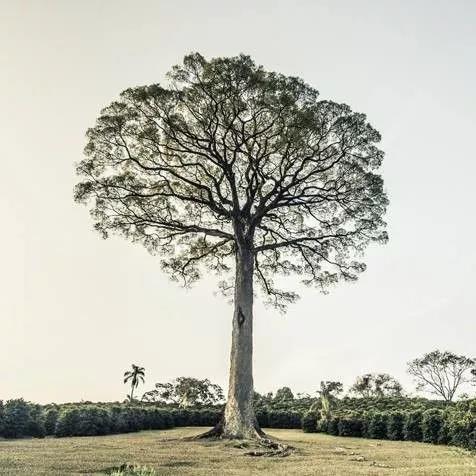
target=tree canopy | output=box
[350,373,403,398]
[75,52,388,310]
[123,364,145,401]
[408,350,475,402]
[141,377,224,407]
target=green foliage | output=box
[27,404,46,438]
[1,399,44,438]
[2,399,31,438]
[1,394,475,453]
[442,406,476,449]
[55,405,180,437]
[75,53,388,309]
[326,417,340,436]
[336,396,447,414]
[309,396,476,451]
[386,411,405,440]
[274,387,294,402]
[124,365,145,402]
[142,377,224,407]
[55,408,81,437]
[337,414,362,437]
[266,410,302,429]
[350,374,403,398]
[301,411,318,433]
[407,350,475,402]
[421,409,444,444]
[44,407,59,435]
[367,412,388,439]
[403,410,423,441]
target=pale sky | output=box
[1,1,475,404]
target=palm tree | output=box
[124,364,145,402]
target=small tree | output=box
[75,53,388,439]
[123,364,145,401]
[274,387,294,402]
[407,350,475,402]
[142,377,224,407]
[350,373,403,398]
[317,381,343,420]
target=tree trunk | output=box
[221,246,262,439]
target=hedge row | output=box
[302,406,476,450]
[0,400,302,438]
[334,397,448,414]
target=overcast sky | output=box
[1,1,475,403]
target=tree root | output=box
[243,437,294,457]
[190,420,294,457]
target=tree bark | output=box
[221,246,262,438]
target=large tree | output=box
[75,53,388,439]
[408,350,475,402]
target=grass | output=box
[0,427,474,475]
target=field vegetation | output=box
[1,427,475,475]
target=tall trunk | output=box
[222,246,261,438]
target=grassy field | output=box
[0,427,474,475]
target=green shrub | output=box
[77,406,111,436]
[387,411,405,440]
[301,411,317,433]
[404,410,423,441]
[316,418,327,433]
[337,415,362,437]
[367,412,388,439]
[55,408,81,437]
[267,410,301,429]
[445,412,476,449]
[422,409,444,444]
[256,408,269,428]
[44,407,59,435]
[2,399,33,438]
[337,416,362,436]
[326,417,340,436]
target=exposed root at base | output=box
[190,423,294,457]
[243,438,294,457]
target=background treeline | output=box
[1,396,474,451]
[2,348,475,450]
[0,399,303,439]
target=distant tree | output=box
[142,377,224,407]
[407,350,475,402]
[252,391,274,407]
[317,380,343,420]
[75,52,388,439]
[274,387,294,402]
[319,380,344,398]
[123,364,145,402]
[350,373,403,398]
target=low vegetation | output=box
[0,427,474,475]
[302,398,476,450]
[1,395,475,452]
